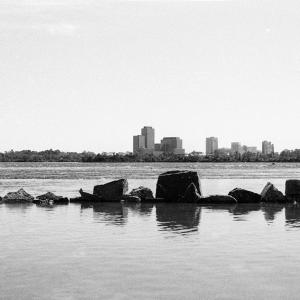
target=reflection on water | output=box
[285,203,300,228]
[261,203,284,222]
[92,203,128,225]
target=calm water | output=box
[1,162,300,299]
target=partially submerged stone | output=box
[121,195,141,202]
[156,170,201,202]
[129,186,154,201]
[228,188,261,203]
[93,179,128,202]
[183,183,202,202]
[2,188,34,203]
[261,182,286,203]
[79,189,102,202]
[199,195,237,204]
[36,192,69,204]
[285,180,300,201]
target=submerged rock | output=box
[79,189,102,202]
[285,180,300,201]
[129,186,154,201]
[2,188,34,203]
[183,183,202,202]
[121,195,141,202]
[35,192,69,204]
[199,195,237,204]
[156,170,201,202]
[93,179,128,202]
[261,182,286,203]
[228,188,261,203]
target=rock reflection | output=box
[156,203,201,234]
[261,203,284,222]
[92,203,128,225]
[125,202,154,216]
[285,203,300,228]
[231,204,261,221]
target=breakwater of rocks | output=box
[0,170,300,206]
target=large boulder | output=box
[183,183,202,202]
[285,180,300,201]
[156,170,201,202]
[2,188,34,203]
[228,188,261,203]
[261,182,286,203]
[129,186,154,201]
[199,195,237,204]
[35,192,69,204]
[93,179,128,202]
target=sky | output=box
[0,0,299,153]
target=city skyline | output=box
[0,1,299,153]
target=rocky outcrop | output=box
[183,183,202,202]
[285,180,300,201]
[2,188,34,203]
[93,179,128,202]
[35,192,69,204]
[199,195,237,204]
[261,182,286,203]
[228,188,261,203]
[156,170,201,202]
[129,186,154,201]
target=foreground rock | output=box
[261,182,286,203]
[199,195,237,204]
[93,179,128,202]
[129,186,154,201]
[228,188,261,203]
[156,170,201,202]
[2,188,34,203]
[35,192,69,204]
[121,195,141,202]
[285,180,300,201]
[183,183,202,202]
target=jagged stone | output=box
[93,179,128,202]
[129,186,153,201]
[261,182,286,203]
[2,188,34,203]
[156,170,201,202]
[183,183,202,202]
[122,195,141,202]
[36,192,69,204]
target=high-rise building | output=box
[262,141,274,155]
[160,137,185,155]
[141,126,155,150]
[133,135,145,154]
[231,142,242,154]
[206,137,218,155]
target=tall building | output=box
[133,135,145,154]
[262,141,274,155]
[231,142,242,154]
[160,137,185,155]
[141,126,155,150]
[206,137,218,155]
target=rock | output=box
[199,195,237,204]
[79,189,102,202]
[228,188,261,203]
[156,170,201,202]
[2,188,34,203]
[261,182,286,203]
[129,186,154,201]
[183,183,202,202]
[285,180,300,201]
[121,195,141,202]
[93,179,128,202]
[36,192,69,204]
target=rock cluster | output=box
[1,171,300,206]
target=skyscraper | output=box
[231,142,242,154]
[141,126,155,150]
[206,137,218,155]
[133,135,145,154]
[262,141,274,155]
[160,137,185,155]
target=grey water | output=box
[1,162,300,299]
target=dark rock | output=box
[3,188,34,203]
[156,170,201,202]
[129,186,154,201]
[79,189,102,202]
[36,192,69,204]
[183,183,202,202]
[285,180,300,201]
[70,197,85,203]
[122,195,141,202]
[93,179,128,202]
[261,182,286,203]
[228,188,261,203]
[199,195,237,204]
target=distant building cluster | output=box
[205,137,274,156]
[133,126,185,156]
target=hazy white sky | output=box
[0,0,299,153]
